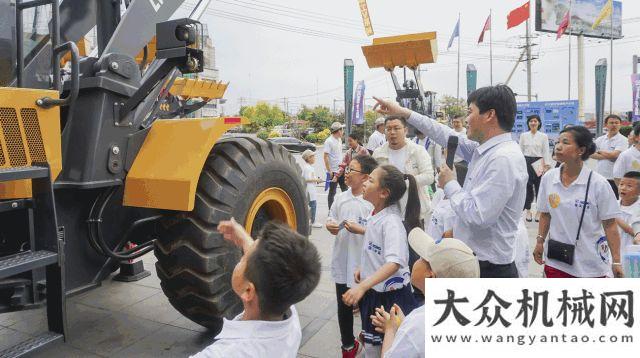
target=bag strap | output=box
[575,171,593,243]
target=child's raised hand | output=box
[371,304,403,334]
[325,220,340,235]
[344,221,365,235]
[218,218,252,251]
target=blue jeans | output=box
[309,200,317,223]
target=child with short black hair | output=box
[326,154,378,357]
[191,220,321,358]
[617,171,640,260]
[341,165,419,357]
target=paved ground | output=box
[0,149,545,357]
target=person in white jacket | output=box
[372,116,434,222]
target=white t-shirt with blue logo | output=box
[360,206,411,292]
[328,189,373,287]
[537,166,620,277]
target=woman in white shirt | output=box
[533,125,624,278]
[519,115,552,222]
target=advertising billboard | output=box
[535,0,622,40]
[514,100,579,141]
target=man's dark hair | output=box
[467,85,517,131]
[605,114,622,124]
[245,222,321,316]
[526,114,542,131]
[353,154,378,175]
[348,132,363,143]
[384,116,407,127]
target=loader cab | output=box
[0,0,56,89]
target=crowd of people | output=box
[192,84,640,358]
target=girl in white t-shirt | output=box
[301,150,322,228]
[325,155,377,356]
[341,165,419,357]
[533,126,624,278]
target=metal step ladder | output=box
[0,165,67,357]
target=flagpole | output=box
[609,0,613,115]
[490,9,493,86]
[457,13,461,102]
[568,0,572,100]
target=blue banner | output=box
[514,100,579,141]
[352,81,365,125]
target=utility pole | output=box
[525,19,532,102]
[568,0,573,100]
[457,12,461,102]
[578,34,585,120]
[489,9,493,86]
[609,2,614,115]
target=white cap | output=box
[330,122,345,132]
[301,149,314,160]
[374,117,386,127]
[408,228,480,278]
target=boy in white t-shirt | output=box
[371,228,480,358]
[191,220,321,358]
[326,155,378,357]
[617,171,640,259]
[301,150,323,228]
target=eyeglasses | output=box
[345,167,365,174]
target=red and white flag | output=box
[478,14,491,43]
[556,10,570,40]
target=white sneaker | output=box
[312,222,323,228]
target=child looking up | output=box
[326,155,378,357]
[192,219,321,358]
[617,171,640,260]
[341,165,420,357]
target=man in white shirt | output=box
[415,129,441,192]
[367,117,386,154]
[192,220,321,358]
[373,85,528,278]
[324,121,346,209]
[591,114,628,198]
[451,115,469,186]
[613,123,640,186]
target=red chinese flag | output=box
[478,15,491,43]
[556,11,570,40]
[507,1,530,29]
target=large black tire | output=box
[154,137,309,332]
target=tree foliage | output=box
[438,95,467,119]
[239,102,287,132]
[296,105,340,131]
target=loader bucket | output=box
[169,78,229,101]
[361,32,438,70]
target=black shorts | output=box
[359,284,418,346]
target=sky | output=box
[175,0,640,117]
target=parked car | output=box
[268,137,316,153]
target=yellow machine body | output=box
[123,116,249,211]
[361,32,438,70]
[0,87,63,199]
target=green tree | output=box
[438,95,466,119]
[240,102,287,132]
[296,105,338,131]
